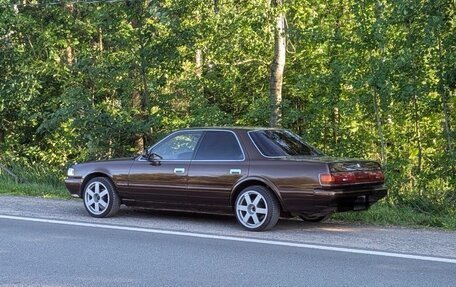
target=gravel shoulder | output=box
[1,195,455,259]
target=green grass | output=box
[0,161,70,199]
[333,203,456,230]
[0,179,70,199]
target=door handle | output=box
[230,169,241,175]
[174,168,185,174]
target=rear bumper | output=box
[64,177,83,198]
[315,186,387,212]
[283,185,387,216]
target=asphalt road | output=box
[0,196,455,286]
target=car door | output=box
[126,131,202,203]
[187,130,249,210]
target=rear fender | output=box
[230,176,284,209]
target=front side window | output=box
[194,131,244,160]
[151,131,202,160]
[249,130,323,157]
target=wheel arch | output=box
[230,177,284,211]
[80,171,113,196]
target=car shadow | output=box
[118,206,362,233]
[122,207,234,223]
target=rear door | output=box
[187,130,249,209]
[126,131,202,203]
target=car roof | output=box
[179,127,282,132]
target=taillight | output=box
[366,170,385,181]
[319,170,384,185]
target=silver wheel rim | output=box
[84,181,110,215]
[236,190,268,229]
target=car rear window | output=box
[195,131,244,160]
[249,130,323,157]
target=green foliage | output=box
[0,179,69,199]
[333,201,456,230]
[0,155,67,199]
[0,0,454,218]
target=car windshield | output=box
[249,130,324,157]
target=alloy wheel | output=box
[84,181,110,215]
[236,190,269,229]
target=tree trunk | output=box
[406,20,423,175]
[98,27,104,51]
[195,48,203,78]
[269,0,286,127]
[132,89,145,152]
[65,46,74,65]
[64,3,75,66]
[437,34,453,153]
[130,0,148,152]
[373,88,386,163]
[139,42,149,109]
[327,2,343,147]
[413,93,423,174]
[371,1,387,164]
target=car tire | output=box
[299,213,331,223]
[235,185,280,231]
[83,177,120,218]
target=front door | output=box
[127,131,202,203]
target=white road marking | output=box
[1,214,455,264]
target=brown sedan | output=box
[65,127,387,231]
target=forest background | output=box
[0,0,455,227]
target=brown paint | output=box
[65,128,387,218]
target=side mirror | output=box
[145,150,163,165]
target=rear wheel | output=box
[299,213,331,223]
[235,185,280,231]
[83,177,120,218]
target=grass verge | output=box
[1,179,455,230]
[0,180,70,199]
[333,203,456,230]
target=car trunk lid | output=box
[320,160,384,186]
[328,160,381,172]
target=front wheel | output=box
[83,177,120,218]
[235,186,280,231]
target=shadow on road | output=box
[121,206,360,233]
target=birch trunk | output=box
[269,0,286,127]
[195,48,203,78]
[64,3,75,65]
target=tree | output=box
[269,0,286,127]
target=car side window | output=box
[151,132,202,160]
[194,131,244,160]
